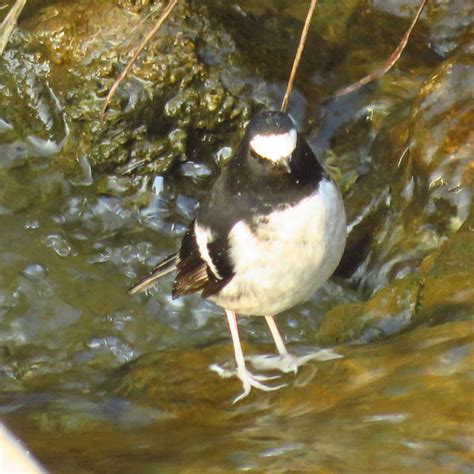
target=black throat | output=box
[228,132,327,200]
[197,131,328,247]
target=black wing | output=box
[172,221,234,299]
[129,253,177,294]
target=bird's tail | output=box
[129,253,177,294]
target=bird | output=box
[130,110,347,402]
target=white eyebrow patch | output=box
[249,129,297,163]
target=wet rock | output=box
[112,345,239,415]
[415,208,474,326]
[420,0,474,57]
[341,32,473,293]
[410,36,473,227]
[317,276,421,345]
[318,208,473,346]
[0,0,265,175]
[370,0,474,58]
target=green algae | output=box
[1,0,255,175]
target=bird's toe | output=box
[233,367,286,403]
[248,349,343,374]
[209,363,285,402]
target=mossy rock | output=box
[0,0,263,175]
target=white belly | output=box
[209,180,346,315]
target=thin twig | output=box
[281,0,318,113]
[100,0,179,122]
[333,0,426,98]
[0,0,27,56]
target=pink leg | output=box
[246,315,343,374]
[264,315,289,355]
[210,310,285,403]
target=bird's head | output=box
[246,111,297,172]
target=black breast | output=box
[198,132,327,236]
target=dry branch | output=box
[100,0,179,121]
[333,0,426,97]
[0,0,27,56]
[281,0,318,112]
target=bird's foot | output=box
[209,364,286,403]
[247,348,343,374]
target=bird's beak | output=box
[275,156,292,173]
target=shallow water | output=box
[1,0,473,472]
